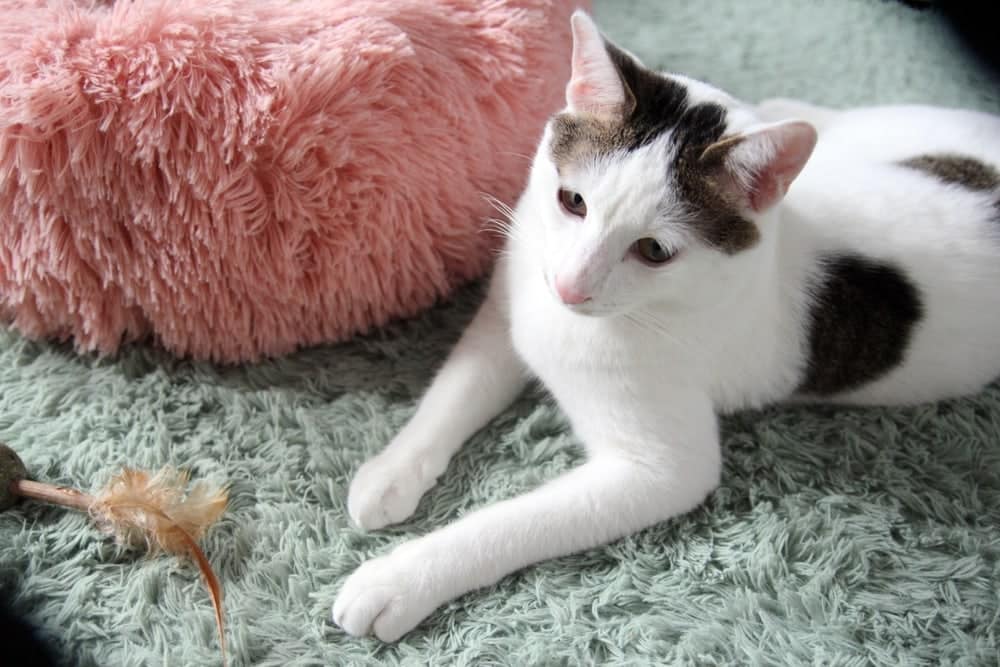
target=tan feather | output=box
[91,468,229,665]
[91,468,227,552]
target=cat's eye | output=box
[633,238,674,265]
[558,188,587,218]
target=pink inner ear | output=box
[566,11,625,116]
[748,174,781,213]
[747,121,817,212]
[567,80,598,105]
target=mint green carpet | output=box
[3,2,1000,665]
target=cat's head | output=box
[520,11,817,317]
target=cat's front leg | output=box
[347,269,529,530]
[334,391,721,641]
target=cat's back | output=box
[786,103,1000,254]
[783,104,1000,405]
[811,104,1000,164]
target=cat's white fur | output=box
[333,11,1000,640]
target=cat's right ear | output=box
[566,10,628,119]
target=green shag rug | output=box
[3,1,1000,665]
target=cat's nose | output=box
[555,276,592,305]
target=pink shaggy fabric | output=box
[0,0,585,362]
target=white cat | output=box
[333,10,1000,641]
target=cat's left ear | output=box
[566,10,630,119]
[700,121,818,213]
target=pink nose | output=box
[555,276,591,305]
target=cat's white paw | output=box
[332,543,447,641]
[347,451,437,531]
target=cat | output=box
[333,10,1000,641]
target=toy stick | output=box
[0,443,228,665]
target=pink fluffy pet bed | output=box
[0,0,584,362]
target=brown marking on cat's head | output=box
[675,122,760,255]
[549,41,688,170]
[900,153,1000,191]
[549,41,759,255]
[549,113,635,169]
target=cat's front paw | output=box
[347,450,437,530]
[332,542,448,641]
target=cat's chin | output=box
[562,303,601,316]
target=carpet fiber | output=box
[3,1,1000,665]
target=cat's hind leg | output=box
[756,97,838,131]
[347,268,529,531]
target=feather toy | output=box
[0,443,228,664]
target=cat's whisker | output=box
[481,217,510,234]
[623,313,664,338]
[492,246,518,260]
[622,312,663,338]
[479,192,526,249]
[498,150,536,165]
[479,192,518,221]
[481,218,524,246]
[624,312,703,360]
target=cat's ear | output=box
[701,121,817,213]
[566,11,630,119]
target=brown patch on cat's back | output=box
[797,255,924,396]
[900,153,1000,191]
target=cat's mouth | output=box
[549,284,610,317]
[564,301,601,316]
